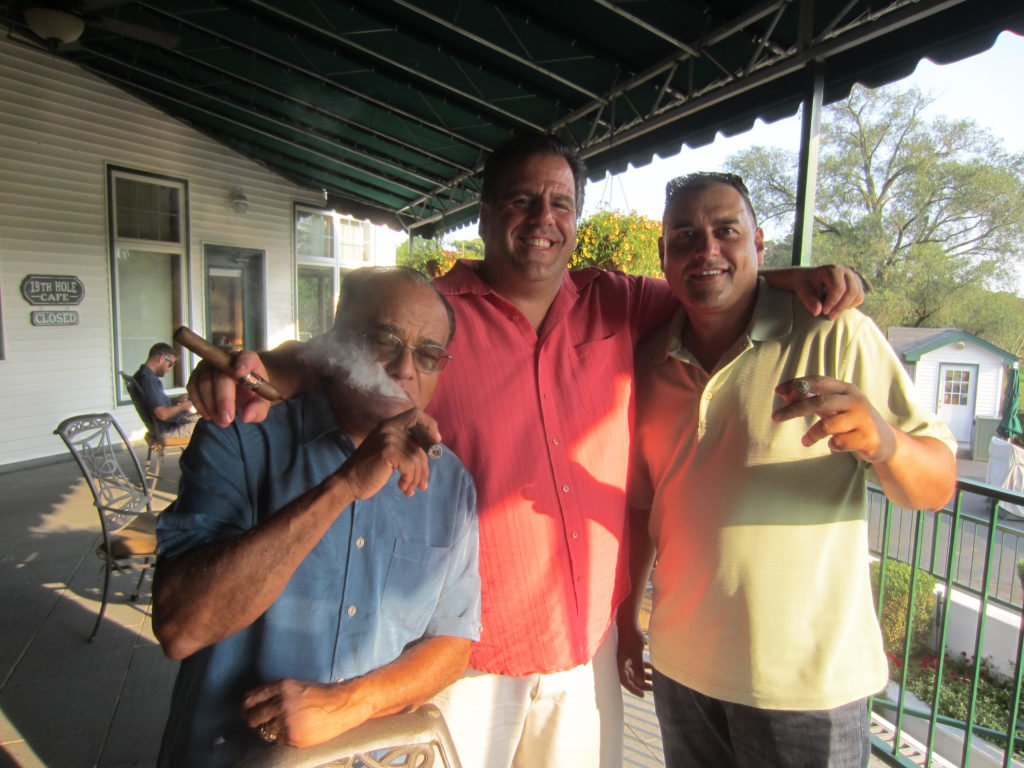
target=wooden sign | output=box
[31,310,80,327]
[20,274,85,305]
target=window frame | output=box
[293,204,373,340]
[107,165,190,405]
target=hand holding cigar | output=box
[173,326,282,402]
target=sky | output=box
[440,30,1024,290]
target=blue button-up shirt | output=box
[156,386,480,768]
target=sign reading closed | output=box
[20,275,85,306]
[31,310,80,327]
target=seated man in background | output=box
[152,267,481,768]
[617,172,957,768]
[134,343,201,439]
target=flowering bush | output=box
[571,209,662,276]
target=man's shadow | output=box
[0,452,179,767]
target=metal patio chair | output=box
[54,413,159,641]
[234,704,463,768]
[118,370,190,492]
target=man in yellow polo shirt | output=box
[617,172,957,767]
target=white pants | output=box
[431,628,623,768]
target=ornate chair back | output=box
[53,413,158,641]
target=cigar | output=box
[791,379,813,398]
[173,326,282,402]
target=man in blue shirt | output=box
[152,267,481,768]
[134,343,201,438]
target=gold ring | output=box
[258,724,278,743]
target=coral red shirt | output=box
[430,261,676,675]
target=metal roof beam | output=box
[81,48,442,192]
[247,0,545,133]
[83,59,430,202]
[134,0,490,153]
[140,43,473,176]
[580,0,972,155]
[587,0,701,57]
[382,0,603,102]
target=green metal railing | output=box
[869,478,1024,768]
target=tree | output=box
[727,85,1024,354]
[396,236,483,277]
[572,209,662,276]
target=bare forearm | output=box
[873,433,956,511]
[619,506,656,623]
[346,636,470,721]
[153,472,356,659]
[153,401,191,420]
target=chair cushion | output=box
[103,513,158,558]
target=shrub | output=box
[870,558,937,656]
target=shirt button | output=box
[571,531,579,539]
[705,391,713,400]
[347,605,357,617]
[551,438,560,446]
[355,537,365,548]
[561,484,570,493]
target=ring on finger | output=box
[258,724,278,743]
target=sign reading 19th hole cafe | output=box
[20,274,85,306]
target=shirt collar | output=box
[296,384,356,452]
[437,258,587,305]
[658,277,795,364]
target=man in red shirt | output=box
[188,134,863,768]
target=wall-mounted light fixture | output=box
[229,187,249,215]
[24,7,85,47]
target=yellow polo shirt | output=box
[629,280,957,710]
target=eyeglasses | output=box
[357,330,452,374]
[161,354,176,365]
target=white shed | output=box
[887,327,1018,458]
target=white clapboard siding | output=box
[0,36,332,466]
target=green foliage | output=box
[727,84,1024,357]
[896,652,1023,751]
[571,208,662,276]
[870,559,937,656]
[396,237,483,278]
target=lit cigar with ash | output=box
[173,326,281,402]
[777,377,817,407]
[300,334,444,460]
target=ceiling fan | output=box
[22,1,180,50]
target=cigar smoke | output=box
[301,335,444,460]
[302,335,411,403]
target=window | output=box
[294,206,377,341]
[942,369,971,405]
[108,167,188,400]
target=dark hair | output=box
[333,266,456,344]
[481,133,586,215]
[664,172,758,227]
[148,342,175,360]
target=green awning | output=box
[6,0,1022,235]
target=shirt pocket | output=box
[380,542,450,634]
